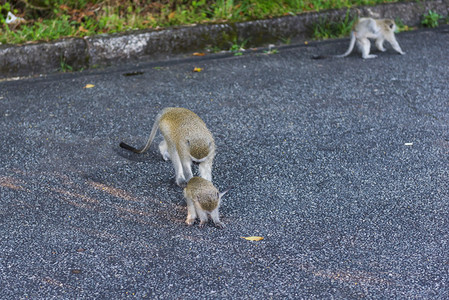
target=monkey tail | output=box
[219,185,234,198]
[119,110,163,154]
[119,142,140,152]
[335,31,356,58]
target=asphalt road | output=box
[1,26,448,299]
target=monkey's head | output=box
[184,177,228,212]
[383,19,396,32]
[189,177,220,211]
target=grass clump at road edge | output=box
[1,0,404,45]
[311,9,355,40]
[421,10,448,28]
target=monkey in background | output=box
[120,107,215,187]
[313,17,405,59]
[183,177,230,228]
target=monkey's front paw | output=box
[399,51,405,55]
[185,218,195,226]
[176,178,187,187]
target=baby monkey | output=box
[183,177,229,228]
[120,107,215,187]
[314,17,405,59]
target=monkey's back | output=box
[354,18,378,37]
[354,18,395,39]
[184,177,219,212]
[159,107,214,159]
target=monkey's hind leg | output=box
[181,159,194,183]
[198,159,213,182]
[359,38,377,59]
[168,147,187,187]
[159,140,170,161]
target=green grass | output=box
[0,1,408,45]
[421,10,445,28]
[229,37,248,55]
[311,9,355,40]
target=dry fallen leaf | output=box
[241,236,264,241]
[84,84,95,89]
[193,52,205,56]
[193,67,203,72]
[168,11,176,20]
[78,26,89,33]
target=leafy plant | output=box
[394,18,406,32]
[0,3,10,24]
[394,17,416,32]
[311,10,355,40]
[279,36,291,45]
[60,57,73,72]
[421,10,442,28]
[229,38,247,55]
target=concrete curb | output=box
[0,0,448,79]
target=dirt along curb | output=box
[0,0,448,79]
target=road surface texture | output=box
[1,26,448,298]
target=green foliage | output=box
[311,10,355,40]
[229,38,247,55]
[213,0,236,20]
[0,2,14,25]
[60,53,73,72]
[394,17,414,32]
[279,36,291,45]
[1,15,78,44]
[421,10,442,28]
[0,0,410,45]
[60,60,73,72]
